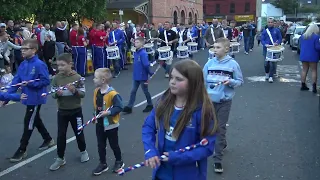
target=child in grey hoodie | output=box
[203,37,243,173]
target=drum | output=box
[106,46,120,60]
[208,48,215,59]
[86,50,94,75]
[177,46,189,59]
[229,42,240,54]
[157,46,171,61]
[266,45,285,62]
[144,43,154,54]
[187,42,198,54]
[131,46,136,53]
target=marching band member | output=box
[94,24,107,69]
[74,27,88,77]
[204,19,224,48]
[70,23,79,67]
[108,22,126,78]
[221,20,232,41]
[158,21,178,78]
[261,18,282,83]
[3,39,54,162]
[230,21,239,42]
[145,23,159,62]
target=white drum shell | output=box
[177,46,189,59]
[158,47,171,61]
[106,46,120,60]
[187,42,198,54]
[266,46,285,62]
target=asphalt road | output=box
[0,44,319,180]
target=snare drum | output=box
[229,42,240,54]
[157,46,171,61]
[266,45,285,62]
[177,46,189,59]
[106,46,120,60]
[208,48,215,59]
[144,43,154,54]
[187,42,198,54]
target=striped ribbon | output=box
[0,79,40,91]
[117,139,209,175]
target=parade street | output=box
[0,45,319,180]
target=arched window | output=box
[195,13,197,24]
[173,11,178,25]
[181,10,185,24]
[230,3,235,13]
[189,12,192,24]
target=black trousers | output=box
[20,105,52,151]
[96,122,122,164]
[57,108,86,158]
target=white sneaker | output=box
[80,150,90,163]
[268,77,273,83]
[265,74,269,80]
[165,73,169,78]
[50,158,66,171]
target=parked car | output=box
[290,26,306,49]
[297,22,320,54]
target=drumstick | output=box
[144,62,162,85]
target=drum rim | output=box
[187,42,198,45]
[177,46,188,50]
[158,47,171,51]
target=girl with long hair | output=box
[142,59,217,180]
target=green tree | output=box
[36,0,107,24]
[1,0,41,21]
[271,0,299,14]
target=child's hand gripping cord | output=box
[41,77,85,97]
[77,106,113,134]
[117,139,209,175]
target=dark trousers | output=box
[44,58,55,75]
[20,105,52,151]
[96,124,122,164]
[127,80,152,108]
[57,108,86,158]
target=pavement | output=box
[0,44,320,180]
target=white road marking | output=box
[0,90,166,177]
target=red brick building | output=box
[106,0,203,25]
[203,0,256,24]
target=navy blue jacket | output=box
[7,55,50,105]
[133,48,153,81]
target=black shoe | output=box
[38,139,55,150]
[92,163,109,176]
[312,83,317,93]
[122,67,128,70]
[10,149,27,162]
[122,106,132,114]
[112,160,125,173]
[142,105,153,113]
[300,83,309,91]
[214,163,223,173]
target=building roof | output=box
[106,0,147,9]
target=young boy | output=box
[49,53,89,171]
[122,37,154,114]
[92,68,124,175]
[203,37,244,173]
[4,39,54,162]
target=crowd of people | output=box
[0,16,318,180]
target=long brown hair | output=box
[155,60,218,139]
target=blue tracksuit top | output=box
[133,48,153,81]
[142,100,216,180]
[7,55,50,105]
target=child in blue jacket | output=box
[123,37,154,114]
[4,39,54,162]
[142,59,217,180]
